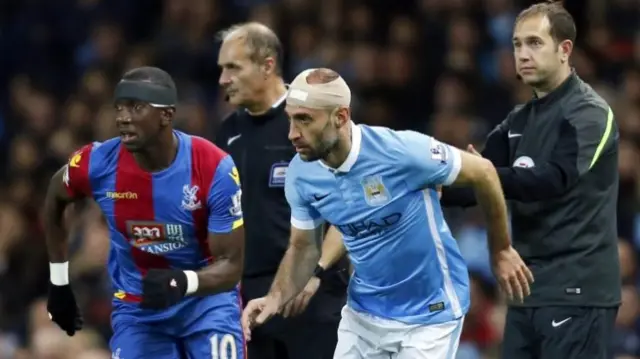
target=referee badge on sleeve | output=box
[269,162,289,188]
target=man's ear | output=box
[335,107,351,128]
[161,108,175,126]
[559,39,573,63]
[263,56,276,77]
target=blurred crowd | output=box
[0,0,638,358]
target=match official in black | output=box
[441,2,621,358]
[213,22,348,359]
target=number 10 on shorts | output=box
[210,334,237,359]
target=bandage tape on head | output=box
[286,69,351,109]
[113,80,177,107]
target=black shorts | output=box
[241,275,346,359]
[501,306,618,359]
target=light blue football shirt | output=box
[285,122,470,325]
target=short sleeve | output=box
[284,162,323,230]
[207,155,244,233]
[395,130,462,190]
[63,144,94,198]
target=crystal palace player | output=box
[43,67,246,358]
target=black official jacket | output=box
[215,99,296,278]
[442,72,621,307]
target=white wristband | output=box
[49,262,70,286]
[183,270,199,295]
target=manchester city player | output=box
[242,68,533,359]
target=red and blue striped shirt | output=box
[64,130,243,325]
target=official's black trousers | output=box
[241,275,345,359]
[501,306,618,359]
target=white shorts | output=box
[333,306,464,359]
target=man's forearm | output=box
[193,258,242,295]
[318,225,346,269]
[472,168,511,252]
[44,186,71,264]
[44,172,75,287]
[269,240,320,306]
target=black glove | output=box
[47,283,83,336]
[140,269,188,310]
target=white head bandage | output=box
[286,68,351,109]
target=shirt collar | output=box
[243,88,288,113]
[271,90,288,108]
[531,69,579,105]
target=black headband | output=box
[114,80,177,107]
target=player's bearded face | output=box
[305,115,340,162]
[288,109,339,162]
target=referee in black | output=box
[213,22,348,359]
[441,2,621,358]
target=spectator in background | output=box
[0,0,639,358]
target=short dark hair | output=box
[218,22,284,76]
[121,66,176,90]
[516,1,576,44]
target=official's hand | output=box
[466,144,482,157]
[491,246,534,303]
[242,296,280,341]
[47,283,83,336]
[282,277,320,318]
[140,269,188,310]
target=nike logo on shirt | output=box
[551,317,572,327]
[227,134,241,146]
[508,131,522,138]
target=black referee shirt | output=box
[214,96,294,277]
[442,72,622,307]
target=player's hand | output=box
[140,269,188,310]
[466,144,482,157]
[47,283,83,336]
[242,296,280,341]
[282,276,320,318]
[491,246,535,303]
